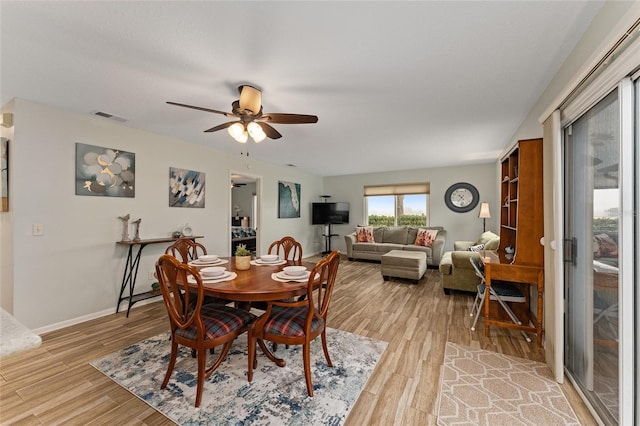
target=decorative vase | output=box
[235,255,251,271]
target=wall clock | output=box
[444,182,479,213]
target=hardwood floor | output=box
[0,254,596,425]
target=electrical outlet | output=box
[32,224,44,236]
[148,271,156,280]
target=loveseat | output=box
[344,226,446,267]
[439,231,500,294]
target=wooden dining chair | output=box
[155,254,256,407]
[268,236,303,263]
[247,250,341,397]
[165,238,207,263]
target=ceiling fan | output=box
[167,85,318,143]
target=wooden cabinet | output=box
[498,138,544,266]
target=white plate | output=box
[189,258,228,266]
[205,271,231,280]
[257,258,281,263]
[188,271,235,283]
[252,259,286,266]
[276,271,310,280]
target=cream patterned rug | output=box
[91,327,386,425]
[437,343,580,425]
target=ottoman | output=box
[381,250,427,284]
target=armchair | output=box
[439,231,500,294]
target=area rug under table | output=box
[437,342,580,426]
[91,327,387,425]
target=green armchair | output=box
[439,231,500,294]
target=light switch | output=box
[32,224,44,236]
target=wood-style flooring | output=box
[0,255,596,425]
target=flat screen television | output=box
[311,202,350,225]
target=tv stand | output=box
[322,223,338,255]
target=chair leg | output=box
[248,334,256,382]
[470,293,481,317]
[162,339,179,389]
[195,346,206,407]
[470,293,485,331]
[302,341,313,397]
[320,329,333,367]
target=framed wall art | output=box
[169,167,205,208]
[278,180,301,218]
[75,143,135,197]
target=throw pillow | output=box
[468,243,485,252]
[356,226,375,243]
[414,228,438,247]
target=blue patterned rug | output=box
[91,327,387,425]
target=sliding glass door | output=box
[564,89,621,423]
[564,75,638,424]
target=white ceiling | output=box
[1,1,604,177]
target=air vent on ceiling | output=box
[93,111,128,123]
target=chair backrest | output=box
[268,236,303,262]
[469,256,485,281]
[165,238,207,263]
[156,254,204,332]
[306,250,340,320]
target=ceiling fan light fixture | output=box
[247,122,266,143]
[228,122,245,142]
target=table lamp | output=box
[479,202,491,232]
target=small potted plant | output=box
[235,243,252,271]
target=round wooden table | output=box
[189,257,316,302]
[190,257,318,367]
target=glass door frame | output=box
[561,76,636,424]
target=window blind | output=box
[364,182,430,196]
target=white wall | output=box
[323,163,497,254]
[3,99,324,330]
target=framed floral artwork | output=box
[75,143,135,197]
[169,167,205,208]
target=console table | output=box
[116,236,203,317]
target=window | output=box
[364,183,429,226]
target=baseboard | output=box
[32,296,162,335]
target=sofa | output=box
[344,226,446,267]
[439,231,500,294]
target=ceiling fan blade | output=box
[257,122,282,139]
[261,113,318,124]
[238,85,262,115]
[204,121,239,133]
[167,101,233,117]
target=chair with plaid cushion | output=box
[268,236,303,263]
[155,254,256,407]
[247,250,340,397]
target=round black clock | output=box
[444,182,480,213]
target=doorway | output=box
[230,172,260,256]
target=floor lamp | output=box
[479,202,491,232]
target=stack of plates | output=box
[191,257,225,266]
[275,270,311,282]
[254,257,282,265]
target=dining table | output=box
[187,256,319,367]
[187,257,317,304]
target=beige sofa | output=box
[439,231,500,294]
[344,226,446,267]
